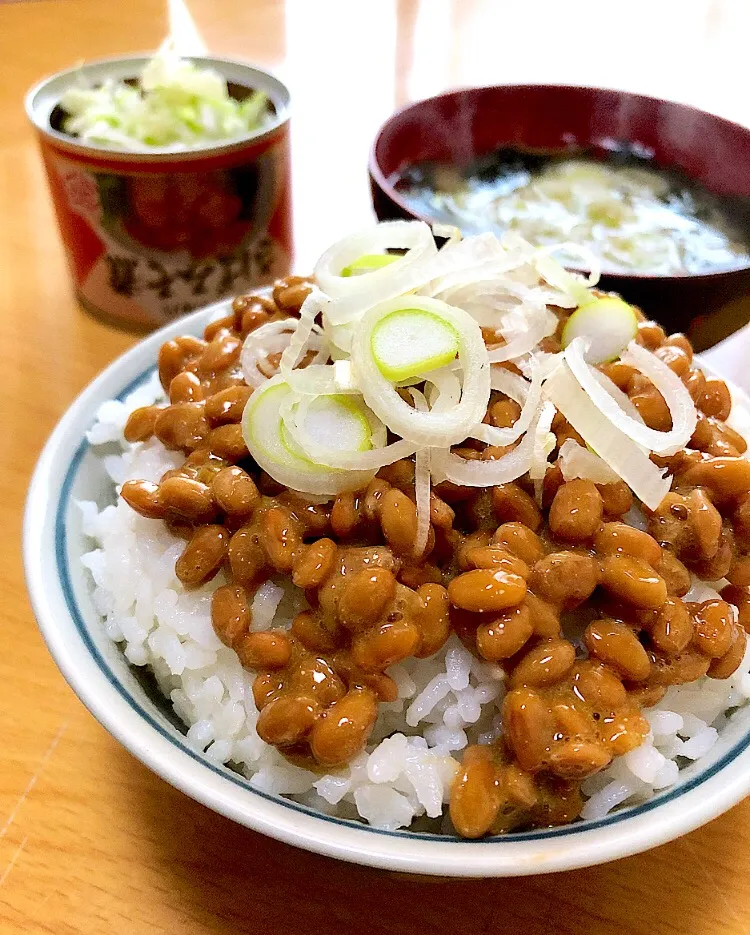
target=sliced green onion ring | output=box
[293,393,378,451]
[561,297,639,364]
[341,254,399,277]
[280,391,417,471]
[370,307,460,381]
[241,377,377,495]
[351,295,490,447]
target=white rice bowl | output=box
[78,369,750,834]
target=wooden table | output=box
[2,0,750,931]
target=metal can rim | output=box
[25,53,291,162]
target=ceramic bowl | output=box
[369,85,750,350]
[23,302,750,876]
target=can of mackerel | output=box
[26,55,292,331]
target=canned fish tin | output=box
[26,55,292,330]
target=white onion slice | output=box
[351,296,490,447]
[279,288,329,379]
[285,363,359,397]
[414,447,431,558]
[427,362,537,488]
[543,361,671,510]
[436,276,575,331]
[431,223,462,246]
[432,265,527,304]
[419,233,511,297]
[315,221,438,324]
[421,235,570,340]
[486,304,558,363]
[326,320,357,354]
[241,315,329,389]
[501,230,599,298]
[518,350,563,382]
[589,365,644,423]
[291,435,418,472]
[620,341,698,449]
[410,388,431,558]
[565,338,696,456]
[250,580,285,631]
[534,241,600,305]
[432,276,528,328]
[430,412,538,487]
[474,364,544,447]
[558,439,621,485]
[499,230,537,260]
[530,401,557,481]
[489,367,530,403]
[426,368,462,409]
[240,320,297,387]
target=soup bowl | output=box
[369,85,750,350]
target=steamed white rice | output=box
[79,371,750,832]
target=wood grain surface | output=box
[2,1,750,932]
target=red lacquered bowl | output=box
[369,85,750,350]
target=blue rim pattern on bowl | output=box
[54,365,750,844]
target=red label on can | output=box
[39,128,292,328]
